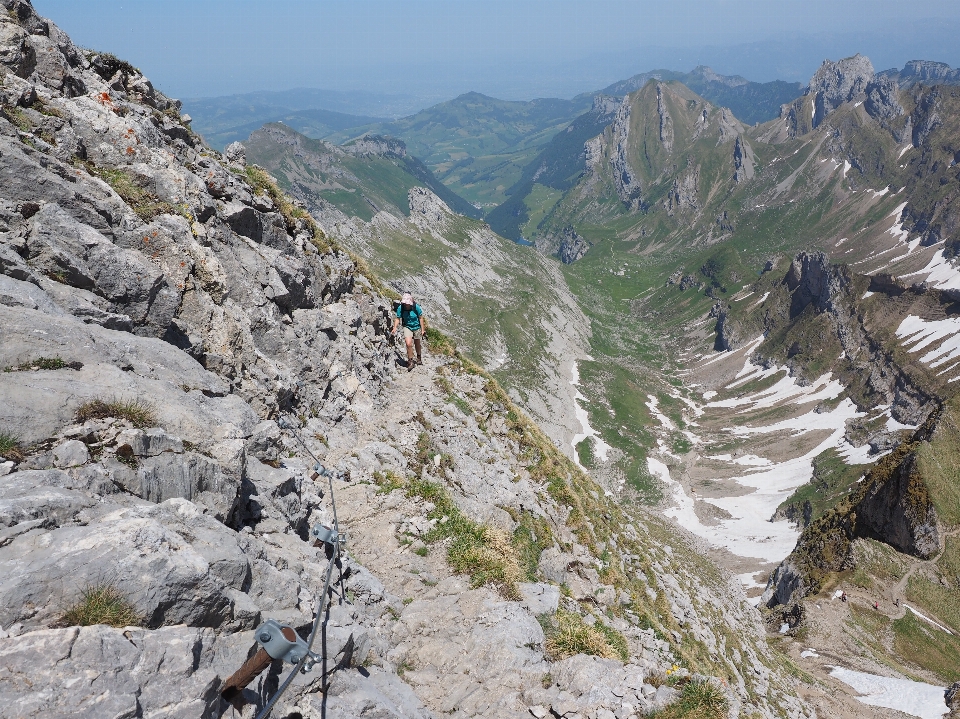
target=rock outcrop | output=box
[557,226,590,264]
[610,97,643,208]
[656,83,674,151]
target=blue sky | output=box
[32,0,960,101]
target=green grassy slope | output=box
[486,99,618,241]
[244,123,480,220]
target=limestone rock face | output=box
[610,97,642,208]
[809,54,875,127]
[853,444,940,559]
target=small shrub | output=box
[543,609,621,660]
[75,398,157,428]
[373,470,406,494]
[0,433,24,462]
[61,584,141,628]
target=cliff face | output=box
[0,3,814,718]
[762,409,943,607]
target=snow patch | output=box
[646,395,676,431]
[901,249,960,292]
[749,291,770,309]
[569,361,611,467]
[905,604,955,635]
[896,315,960,368]
[862,291,875,299]
[898,145,913,159]
[828,666,948,719]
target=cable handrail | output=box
[246,412,346,719]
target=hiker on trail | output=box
[392,293,428,371]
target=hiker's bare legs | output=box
[405,335,415,367]
[414,337,422,364]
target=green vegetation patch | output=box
[0,432,24,462]
[75,398,157,428]
[892,610,960,683]
[915,398,960,527]
[61,584,141,628]
[88,165,177,221]
[4,356,81,372]
[382,467,525,599]
[777,448,866,527]
[904,574,960,635]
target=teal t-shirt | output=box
[397,304,423,331]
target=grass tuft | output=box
[75,398,157,428]
[4,356,81,372]
[87,164,175,221]
[649,678,728,719]
[61,584,141,628]
[0,432,24,462]
[542,609,625,660]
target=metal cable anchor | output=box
[255,619,321,673]
[311,521,346,548]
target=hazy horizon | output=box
[31,0,960,109]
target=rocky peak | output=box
[407,186,451,229]
[863,75,904,122]
[807,54,875,127]
[784,251,848,315]
[881,59,960,87]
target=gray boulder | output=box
[0,624,221,719]
[0,469,95,528]
[0,512,234,629]
[52,439,89,468]
[224,141,246,167]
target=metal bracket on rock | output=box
[256,619,321,672]
[311,522,345,548]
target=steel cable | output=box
[254,413,345,719]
